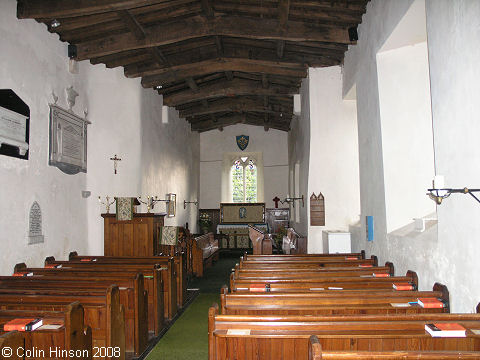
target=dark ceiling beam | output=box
[192,114,290,132]
[276,0,290,59]
[75,15,353,60]
[261,74,269,89]
[179,97,290,117]
[163,78,298,107]
[17,0,170,19]
[116,10,145,40]
[138,58,307,87]
[200,0,214,19]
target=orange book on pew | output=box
[425,323,466,337]
[345,257,358,260]
[418,298,445,308]
[12,272,33,277]
[44,264,61,268]
[373,273,390,277]
[80,258,92,262]
[359,264,373,268]
[393,282,414,291]
[4,318,43,332]
[249,284,267,292]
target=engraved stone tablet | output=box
[49,104,89,175]
[0,105,29,155]
[29,201,44,244]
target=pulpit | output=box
[102,213,165,256]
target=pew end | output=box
[0,331,24,360]
[45,256,56,266]
[220,285,228,314]
[406,270,419,289]
[208,303,219,360]
[229,272,234,291]
[433,282,450,313]
[106,285,126,360]
[371,255,378,266]
[361,250,366,259]
[13,262,27,273]
[69,251,79,260]
[65,301,92,359]
[385,261,395,276]
[308,335,322,360]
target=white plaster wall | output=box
[0,0,200,267]
[288,77,310,236]
[0,0,89,274]
[425,0,480,312]
[344,0,480,312]
[377,42,436,232]
[199,124,288,209]
[307,67,360,253]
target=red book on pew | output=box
[345,257,358,260]
[12,272,33,277]
[45,264,61,268]
[80,258,92,262]
[249,284,267,292]
[393,282,414,291]
[4,318,43,332]
[373,273,390,277]
[359,264,373,268]
[425,323,466,337]
[418,298,445,308]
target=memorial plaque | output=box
[28,201,44,244]
[49,104,89,175]
[0,105,29,156]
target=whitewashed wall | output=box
[0,0,200,271]
[425,0,480,312]
[307,67,360,253]
[199,124,288,209]
[343,0,480,312]
[288,78,310,236]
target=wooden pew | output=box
[208,305,480,360]
[230,270,419,293]
[66,252,187,309]
[192,233,220,277]
[0,285,125,360]
[239,255,379,269]
[233,262,395,280]
[0,274,147,356]
[308,335,480,360]
[248,225,273,255]
[244,251,366,261]
[18,259,175,322]
[220,284,449,316]
[0,302,92,359]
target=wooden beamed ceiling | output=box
[17,0,369,132]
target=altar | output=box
[216,203,268,250]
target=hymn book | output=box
[4,318,43,331]
[393,282,414,291]
[417,298,445,308]
[425,323,466,337]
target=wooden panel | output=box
[310,192,325,226]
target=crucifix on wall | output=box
[110,154,121,174]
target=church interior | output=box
[1,0,480,359]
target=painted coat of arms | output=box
[236,135,249,151]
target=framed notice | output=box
[49,104,90,175]
[167,193,176,217]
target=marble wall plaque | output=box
[49,104,89,175]
[29,201,44,244]
[0,105,29,155]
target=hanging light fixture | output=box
[50,19,61,28]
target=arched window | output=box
[231,157,257,203]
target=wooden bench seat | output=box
[0,274,148,356]
[239,256,378,269]
[0,331,24,360]
[230,270,419,292]
[308,335,480,360]
[193,233,220,277]
[17,259,175,322]
[208,306,480,360]
[243,251,366,261]
[68,252,187,308]
[0,285,124,359]
[220,284,449,316]
[0,302,92,359]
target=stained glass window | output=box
[231,157,257,203]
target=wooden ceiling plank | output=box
[116,10,146,40]
[163,78,298,107]
[75,15,353,60]
[18,0,174,19]
[201,0,214,19]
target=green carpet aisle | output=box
[146,256,238,359]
